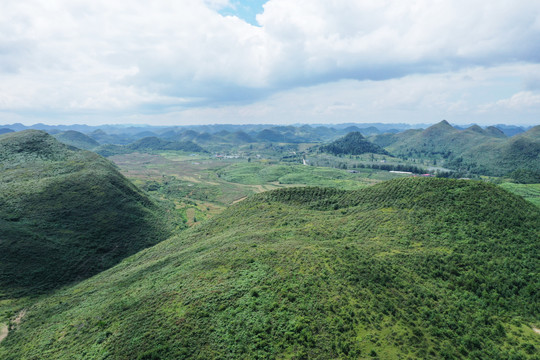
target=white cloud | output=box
[259,0,540,81]
[85,64,535,126]
[0,0,539,124]
[481,91,540,112]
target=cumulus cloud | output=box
[0,0,539,124]
[481,91,540,112]
[259,0,540,84]
[91,64,538,126]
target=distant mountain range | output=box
[1,122,531,146]
[4,121,539,177]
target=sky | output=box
[0,0,539,126]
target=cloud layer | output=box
[0,0,539,125]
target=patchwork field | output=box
[109,152,414,225]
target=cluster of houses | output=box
[214,154,242,159]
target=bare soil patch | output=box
[0,324,7,343]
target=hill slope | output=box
[127,136,206,152]
[382,121,506,159]
[446,125,540,176]
[372,121,540,176]
[1,178,538,359]
[320,131,389,155]
[94,136,206,156]
[53,130,100,150]
[0,130,171,297]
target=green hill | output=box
[320,131,389,156]
[1,178,538,359]
[94,137,206,157]
[484,126,507,138]
[371,121,540,177]
[446,126,540,176]
[224,131,255,143]
[53,130,100,150]
[0,130,171,298]
[382,121,506,159]
[370,129,423,148]
[128,136,206,152]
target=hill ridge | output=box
[320,131,389,156]
[0,131,172,297]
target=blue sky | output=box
[0,0,539,126]
[219,0,267,25]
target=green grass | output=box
[499,182,540,208]
[109,154,411,225]
[217,162,404,189]
[1,178,538,359]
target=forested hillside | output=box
[447,125,540,176]
[1,178,538,359]
[53,130,100,150]
[379,120,506,159]
[320,131,389,156]
[371,121,540,177]
[0,130,172,297]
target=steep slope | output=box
[447,125,540,176]
[256,128,288,142]
[224,131,255,143]
[516,125,540,140]
[484,126,507,138]
[320,131,389,155]
[128,136,206,152]
[0,130,171,297]
[370,128,423,148]
[385,121,506,159]
[88,129,132,145]
[53,130,100,150]
[177,129,199,141]
[94,136,207,157]
[374,121,539,176]
[1,178,538,359]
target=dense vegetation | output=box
[53,130,100,150]
[371,121,505,154]
[320,132,389,156]
[127,137,206,152]
[372,121,540,177]
[446,126,540,177]
[507,169,540,184]
[0,130,173,297]
[1,178,538,359]
[6,121,540,180]
[500,182,540,208]
[94,137,206,157]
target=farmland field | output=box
[109,152,413,225]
